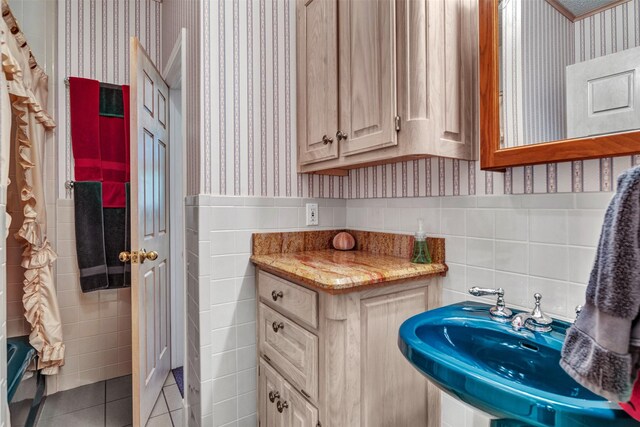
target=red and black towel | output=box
[69,77,131,292]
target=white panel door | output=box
[130,37,172,427]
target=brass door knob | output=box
[322,134,334,145]
[119,251,131,262]
[336,130,348,142]
[119,250,158,264]
[138,249,159,264]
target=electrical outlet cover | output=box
[306,203,319,226]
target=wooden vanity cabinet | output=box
[256,270,442,427]
[297,0,478,173]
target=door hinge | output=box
[317,422,321,427]
[394,115,401,132]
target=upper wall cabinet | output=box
[297,0,478,174]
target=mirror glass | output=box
[498,0,640,149]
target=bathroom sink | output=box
[398,301,636,427]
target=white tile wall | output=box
[50,200,132,392]
[187,196,346,427]
[346,191,613,423]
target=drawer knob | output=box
[277,400,289,413]
[272,321,284,333]
[271,290,284,301]
[269,390,280,403]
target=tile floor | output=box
[9,373,183,427]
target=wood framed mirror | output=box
[479,0,640,171]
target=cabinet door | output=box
[281,380,319,427]
[259,359,284,427]
[396,0,477,160]
[360,288,433,427]
[433,0,477,159]
[338,0,397,156]
[297,0,339,165]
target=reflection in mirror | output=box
[498,0,640,149]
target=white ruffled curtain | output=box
[1,0,64,374]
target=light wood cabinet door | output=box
[338,0,397,156]
[259,359,285,427]
[281,380,319,427]
[396,0,477,160]
[297,0,339,165]
[360,288,433,427]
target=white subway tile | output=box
[212,374,238,403]
[444,236,466,264]
[529,244,569,281]
[494,210,528,241]
[568,246,596,285]
[441,209,466,236]
[495,241,528,274]
[466,209,494,239]
[212,350,237,379]
[529,210,568,244]
[466,238,494,269]
[568,210,604,247]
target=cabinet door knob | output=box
[271,290,283,301]
[272,321,284,333]
[322,134,334,145]
[277,400,289,413]
[269,390,280,403]
[336,130,348,142]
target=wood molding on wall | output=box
[479,0,640,171]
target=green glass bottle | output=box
[411,219,431,264]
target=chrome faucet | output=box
[511,293,553,333]
[468,287,513,322]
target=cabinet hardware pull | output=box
[271,290,283,301]
[277,400,289,413]
[269,390,280,403]
[322,134,334,145]
[272,321,284,333]
[336,130,348,142]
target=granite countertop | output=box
[251,248,447,293]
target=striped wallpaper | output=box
[58,0,162,197]
[204,0,342,198]
[202,0,640,200]
[161,0,201,196]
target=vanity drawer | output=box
[259,303,318,401]
[258,271,318,329]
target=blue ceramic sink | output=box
[398,302,636,427]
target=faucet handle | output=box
[529,293,552,330]
[469,287,513,322]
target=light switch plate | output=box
[306,203,319,226]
